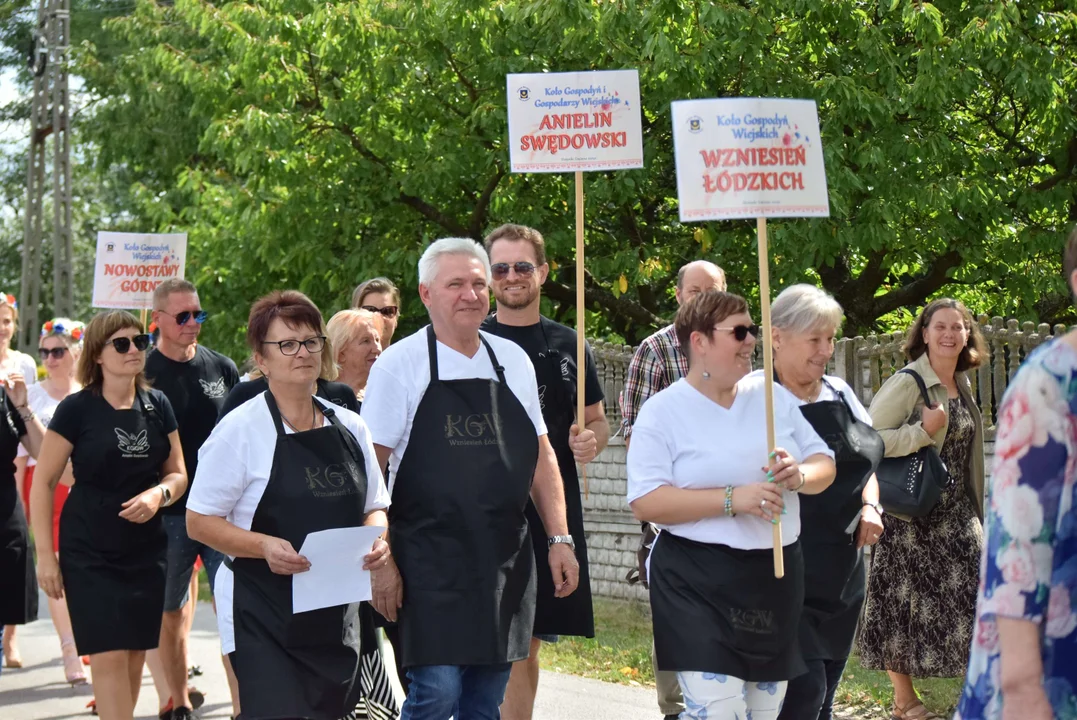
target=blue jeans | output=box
[401,663,512,720]
[162,514,225,611]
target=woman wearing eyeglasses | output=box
[627,290,836,720]
[352,277,401,346]
[32,311,188,720]
[13,318,85,684]
[186,290,391,720]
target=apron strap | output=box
[263,391,317,437]
[318,400,368,471]
[425,325,508,385]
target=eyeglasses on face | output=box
[162,310,208,326]
[38,347,68,360]
[109,334,152,354]
[262,336,327,356]
[714,324,761,342]
[360,305,399,319]
[491,262,536,280]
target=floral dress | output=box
[858,396,984,677]
[956,340,1077,719]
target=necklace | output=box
[279,399,317,433]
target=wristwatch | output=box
[548,535,576,552]
[863,501,884,516]
[158,485,172,507]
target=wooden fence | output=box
[591,316,1077,439]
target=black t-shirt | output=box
[145,346,240,514]
[50,388,178,498]
[481,314,604,462]
[219,377,360,420]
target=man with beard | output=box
[481,224,607,720]
[145,279,240,720]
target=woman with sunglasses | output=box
[13,318,86,684]
[32,311,188,720]
[352,277,401,346]
[627,290,835,720]
[187,291,391,720]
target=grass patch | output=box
[538,598,655,686]
[540,598,963,715]
[197,566,212,602]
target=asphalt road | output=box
[0,594,659,720]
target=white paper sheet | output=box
[292,525,385,614]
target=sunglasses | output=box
[162,310,208,325]
[109,334,152,354]
[491,262,536,280]
[714,324,761,342]
[360,305,399,319]
[38,347,68,360]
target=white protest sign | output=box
[507,70,644,173]
[92,232,187,310]
[672,98,829,221]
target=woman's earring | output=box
[702,369,711,380]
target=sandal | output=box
[61,639,88,685]
[891,699,941,720]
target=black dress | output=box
[0,388,37,626]
[50,388,177,655]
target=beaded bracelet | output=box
[724,485,735,516]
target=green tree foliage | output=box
[12,0,1077,357]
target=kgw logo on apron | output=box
[304,461,363,498]
[444,412,503,446]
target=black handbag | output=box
[875,369,952,518]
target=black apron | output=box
[791,378,884,661]
[390,327,539,667]
[0,388,36,626]
[229,394,369,720]
[650,533,806,682]
[486,315,594,638]
[62,390,169,655]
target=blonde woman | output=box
[0,292,37,670]
[14,318,85,684]
[32,311,187,720]
[327,309,384,403]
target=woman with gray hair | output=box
[748,284,886,720]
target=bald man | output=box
[620,259,725,720]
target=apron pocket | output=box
[285,605,347,648]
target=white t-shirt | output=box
[1,351,38,385]
[626,375,833,550]
[16,383,65,465]
[749,370,873,425]
[187,393,391,654]
[361,326,547,486]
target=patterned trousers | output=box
[677,672,787,720]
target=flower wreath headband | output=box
[42,318,85,343]
[0,293,16,310]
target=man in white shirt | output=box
[361,237,578,720]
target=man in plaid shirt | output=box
[620,259,726,720]
[621,260,727,440]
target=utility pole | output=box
[19,0,73,350]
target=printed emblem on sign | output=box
[518,87,530,101]
[115,428,149,456]
[106,243,115,252]
[198,378,226,398]
[688,116,702,133]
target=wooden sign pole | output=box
[575,171,588,498]
[757,217,784,578]
[139,308,148,330]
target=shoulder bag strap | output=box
[897,368,934,408]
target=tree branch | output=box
[870,248,963,317]
[468,163,505,238]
